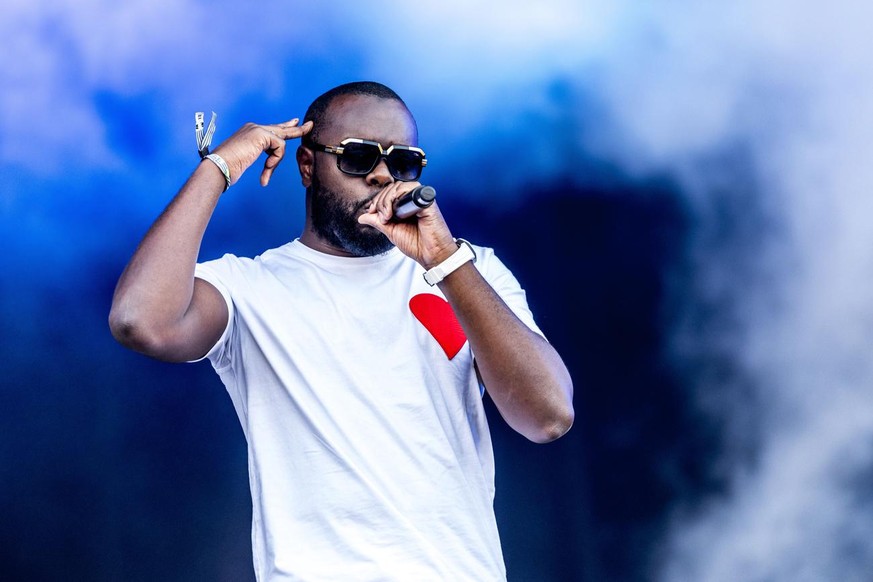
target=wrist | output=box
[423,239,477,286]
[423,241,460,270]
[196,157,231,193]
[203,153,231,191]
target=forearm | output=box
[437,263,574,443]
[109,161,225,350]
[357,193,574,442]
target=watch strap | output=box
[423,239,476,286]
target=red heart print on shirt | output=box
[409,294,467,360]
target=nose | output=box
[366,157,394,188]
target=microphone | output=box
[393,185,436,220]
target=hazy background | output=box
[2,1,871,580]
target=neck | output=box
[298,223,359,257]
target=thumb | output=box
[357,212,386,231]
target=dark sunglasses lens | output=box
[339,143,380,175]
[387,150,423,181]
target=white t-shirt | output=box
[194,240,543,582]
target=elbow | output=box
[529,405,575,444]
[527,374,575,444]
[108,304,171,358]
[108,306,149,351]
[108,304,133,345]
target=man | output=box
[109,81,573,581]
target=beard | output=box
[309,171,394,257]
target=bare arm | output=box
[437,262,574,443]
[358,184,574,443]
[109,119,313,362]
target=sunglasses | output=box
[306,138,427,181]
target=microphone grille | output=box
[418,186,436,202]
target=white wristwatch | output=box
[423,239,477,286]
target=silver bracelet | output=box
[204,153,231,191]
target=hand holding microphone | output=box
[393,185,436,220]
[359,183,454,268]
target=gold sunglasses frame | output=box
[307,138,427,180]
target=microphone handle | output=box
[393,185,436,220]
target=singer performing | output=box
[109,82,574,581]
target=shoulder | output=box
[194,245,284,296]
[198,241,297,273]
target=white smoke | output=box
[585,2,873,580]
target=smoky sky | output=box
[2,1,872,580]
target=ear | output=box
[296,145,314,188]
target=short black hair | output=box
[302,81,413,143]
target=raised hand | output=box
[212,119,313,187]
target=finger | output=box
[267,119,313,141]
[261,162,276,187]
[268,118,299,132]
[369,184,398,224]
[285,120,313,138]
[260,142,286,187]
[358,211,392,236]
[261,157,280,186]
[377,182,419,223]
[254,126,287,155]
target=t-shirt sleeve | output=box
[475,246,546,340]
[189,256,236,368]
